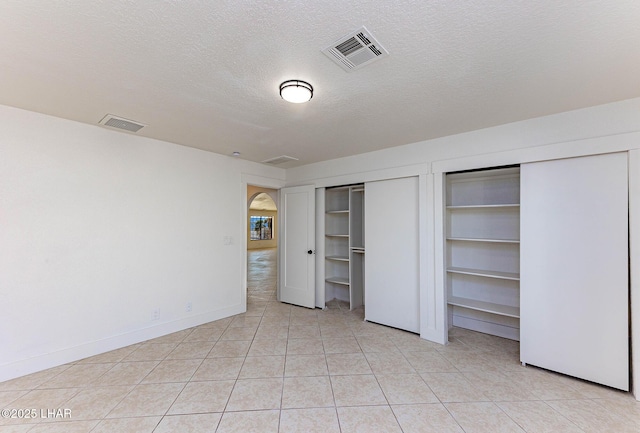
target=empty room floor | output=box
[0,250,638,432]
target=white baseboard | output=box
[0,303,244,382]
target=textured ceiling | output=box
[1,1,639,168]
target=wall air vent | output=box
[262,155,299,165]
[99,114,146,133]
[322,26,389,72]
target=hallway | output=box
[247,248,277,304]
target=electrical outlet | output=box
[186,301,192,313]
[152,308,160,321]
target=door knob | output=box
[307,250,313,254]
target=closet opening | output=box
[444,154,630,392]
[445,166,521,341]
[323,184,365,312]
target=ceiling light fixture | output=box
[279,80,313,103]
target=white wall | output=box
[287,98,640,186]
[0,105,285,381]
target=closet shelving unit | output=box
[325,184,364,310]
[445,167,521,340]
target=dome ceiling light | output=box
[279,80,313,103]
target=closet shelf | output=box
[447,237,519,244]
[326,255,349,262]
[447,204,520,209]
[446,166,521,340]
[326,276,350,286]
[324,183,364,311]
[447,267,519,281]
[448,296,520,318]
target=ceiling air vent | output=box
[262,155,299,165]
[322,26,389,72]
[99,114,146,133]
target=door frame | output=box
[241,174,285,312]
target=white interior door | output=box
[521,152,629,390]
[365,177,420,333]
[279,185,316,308]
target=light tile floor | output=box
[1,248,639,432]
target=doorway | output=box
[247,187,278,304]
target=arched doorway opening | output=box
[247,188,278,303]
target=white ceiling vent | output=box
[262,155,299,165]
[322,26,389,72]
[99,114,146,133]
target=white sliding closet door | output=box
[521,152,628,391]
[365,177,420,333]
